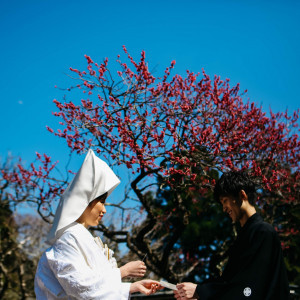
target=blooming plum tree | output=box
[1,47,299,283]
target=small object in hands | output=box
[159,280,177,290]
[142,253,148,262]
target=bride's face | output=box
[76,193,107,228]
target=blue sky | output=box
[1,0,299,213]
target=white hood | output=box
[46,149,120,244]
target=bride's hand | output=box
[120,261,146,278]
[130,280,161,295]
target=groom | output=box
[175,171,289,299]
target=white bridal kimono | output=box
[34,150,129,299]
[35,223,130,299]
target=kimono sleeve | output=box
[46,232,130,300]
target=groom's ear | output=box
[239,190,248,202]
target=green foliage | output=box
[0,199,36,299]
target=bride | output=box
[34,149,160,299]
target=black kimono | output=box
[196,213,289,299]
